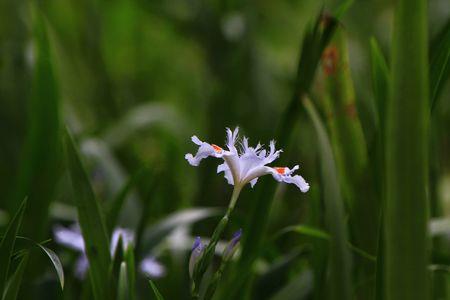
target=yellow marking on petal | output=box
[274,167,286,175]
[212,144,223,153]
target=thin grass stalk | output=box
[384,0,429,299]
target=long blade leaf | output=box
[430,19,450,111]
[384,0,429,298]
[148,280,165,300]
[64,129,111,300]
[303,97,352,300]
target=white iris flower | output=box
[54,225,165,279]
[185,127,309,193]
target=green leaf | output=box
[124,245,136,300]
[278,10,338,144]
[279,225,375,262]
[106,167,147,234]
[370,37,390,131]
[2,252,29,300]
[64,129,112,300]
[430,19,450,111]
[374,218,384,300]
[36,245,64,290]
[303,97,352,300]
[0,199,27,295]
[384,0,429,298]
[111,236,125,286]
[118,262,128,300]
[12,10,61,241]
[333,0,354,20]
[148,280,164,300]
[280,225,330,240]
[0,236,64,290]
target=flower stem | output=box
[191,185,242,299]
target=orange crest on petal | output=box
[273,167,286,175]
[212,144,223,153]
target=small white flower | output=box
[185,127,309,192]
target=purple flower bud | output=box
[189,237,204,278]
[223,229,242,260]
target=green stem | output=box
[384,0,429,299]
[191,186,242,299]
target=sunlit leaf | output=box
[37,245,64,290]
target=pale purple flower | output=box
[139,256,166,278]
[54,224,164,279]
[110,228,134,255]
[54,224,85,252]
[54,224,88,278]
[185,127,309,192]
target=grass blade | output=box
[370,38,389,300]
[280,225,376,262]
[11,9,61,242]
[280,225,330,240]
[124,245,136,300]
[303,97,352,300]
[2,252,29,300]
[384,0,429,298]
[148,280,165,300]
[106,167,147,234]
[430,19,450,111]
[319,27,368,209]
[118,262,128,300]
[0,199,27,295]
[1,236,65,291]
[64,129,111,300]
[370,37,390,131]
[36,245,64,290]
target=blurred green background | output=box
[0,0,449,299]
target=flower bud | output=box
[223,229,242,261]
[189,237,204,278]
